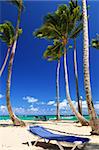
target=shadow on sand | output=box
[23,141,99,150]
[0,123,14,127]
[23,141,78,150]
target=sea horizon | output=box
[0,114,99,121]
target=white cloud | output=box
[94,102,99,109]
[14,107,25,114]
[13,106,38,115]
[49,98,99,114]
[47,100,55,105]
[29,105,38,112]
[59,99,67,110]
[29,107,38,112]
[0,105,7,114]
[73,100,99,111]
[54,99,76,111]
[50,108,55,111]
[81,101,87,108]
[23,96,38,103]
[71,100,99,114]
[41,102,45,105]
[30,104,33,108]
[0,94,4,99]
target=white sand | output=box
[0,120,99,150]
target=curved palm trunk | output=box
[82,0,99,134]
[6,40,25,126]
[56,59,60,120]
[64,47,89,126]
[6,0,25,126]
[73,38,82,115]
[0,46,11,76]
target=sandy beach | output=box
[0,0,99,149]
[0,120,99,150]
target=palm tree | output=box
[91,34,99,49]
[6,0,25,126]
[0,21,22,76]
[70,22,83,115]
[43,40,63,120]
[0,21,25,126]
[34,1,88,125]
[57,2,88,125]
[0,22,13,76]
[82,0,99,134]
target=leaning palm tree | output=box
[43,40,64,120]
[0,21,21,76]
[0,21,24,126]
[0,22,13,76]
[82,0,99,134]
[34,2,88,125]
[6,0,25,126]
[91,34,99,49]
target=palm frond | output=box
[70,22,83,38]
[43,41,63,61]
[91,34,99,49]
[0,21,22,46]
[18,28,22,36]
[56,4,69,16]
[44,13,59,26]
[34,1,82,55]
[0,21,15,46]
[34,23,62,40]
[8,0,24,11]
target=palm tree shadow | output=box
[0,124,14,127]
[23,141,79,150]
[0,123,24,127]
[23,141,99,150]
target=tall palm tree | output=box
[0,21,25,126]
[82,0,99,134]
[6,0,25,126]
[43,40,63,120]
[57,2,88,125]
[91,34,99,49]
[34,2,88,125]
[70,22,83,115]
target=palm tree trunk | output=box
[6,41,25,126]
[82,0,99,134]
[56,59,60,120]
[64,47,89,126]
[73,38,82,115]
[6,0,25,126]
[0,46,11,76]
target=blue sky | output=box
[0,0,99,115]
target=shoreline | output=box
[0,120,99,150]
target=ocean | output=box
[0,115,92,121]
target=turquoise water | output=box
[0,115,92,121]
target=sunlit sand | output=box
[0,120,99,150]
